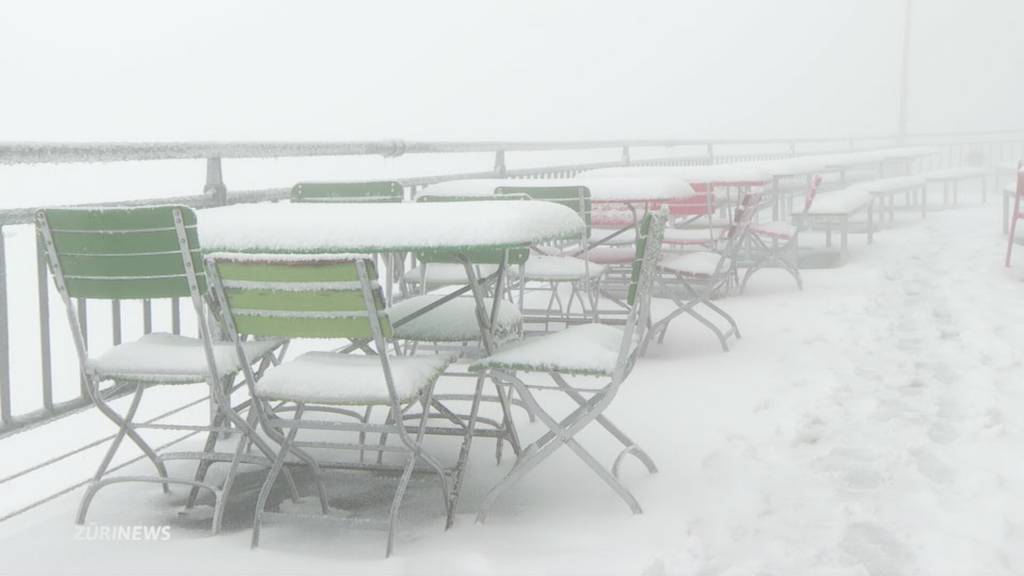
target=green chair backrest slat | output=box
[39,206,203,300]
[622,213,655,307]
[413,194,531,265]
[211,257,392,339]
[291,181,404,204]
[495,185,591,231]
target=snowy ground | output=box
[1,194,1023,575]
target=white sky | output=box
[1,0,1022,141]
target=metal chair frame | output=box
[36,205,294,534]
[473,210,667,522]
[206,254,456,557]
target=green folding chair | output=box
[470,209,667,521]
[35,205,294,534]
[495,185,603,329]
[205,253,456,557]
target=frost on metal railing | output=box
[0,132,1019,522]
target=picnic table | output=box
[199,199,586,506]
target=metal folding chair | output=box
[206,253,457,557]
[36,205,293,534]
[469,209,667,521]
[495,185,604,329]
[741,174,822,290]
[647,191,767,352]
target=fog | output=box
[2,0,1022,141]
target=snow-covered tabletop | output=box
[199,201,585,253]
[420,176,696,203]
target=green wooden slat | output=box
[225,288,379,312]
[64,276,201,300]
[42,206,196,231]
[291,181,403,203]
[232,314,392,339]
[216,261,367,283]
[50,227,199,255]
[59,252,202,278]
[627,214,652,306]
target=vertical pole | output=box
[77,299,88,397]
[36,233,53,411]
[0,226,11,425]
[621,146,631,166]
[143,300,152,334]
[494,150,507,177]
[897,0,913,143]
[204,157,227,205]
[111,300,122,345]
[171,298,181,335]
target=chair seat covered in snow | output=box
[470,323,625,377]
[659,251,732,278]
[583,245,637,265]
[523,254,605,281]
[88,333,285,384]
[389,293,522,343]
[255,351,454,405]
[495,185,602,324]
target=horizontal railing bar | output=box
[2,131,1021,166]
[0,152,711,226]
[0,137,904,165]
[0,428,201,523]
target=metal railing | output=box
[4,132,1024,434]
[0,131,1022,521]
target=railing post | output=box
[204,157,227,205]
[705,143,715,165]
[0,225,11,425]
[621,145,631,166]
[494,150,507,177]
[36,232,52,412]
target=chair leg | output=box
[449,374,485,527]
[549,373,657,475]
[89,381,169,491]
[477,377,638,522]
[252,405,304,549]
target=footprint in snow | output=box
[840,523,911,576]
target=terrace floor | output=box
[1,198,1023,575]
